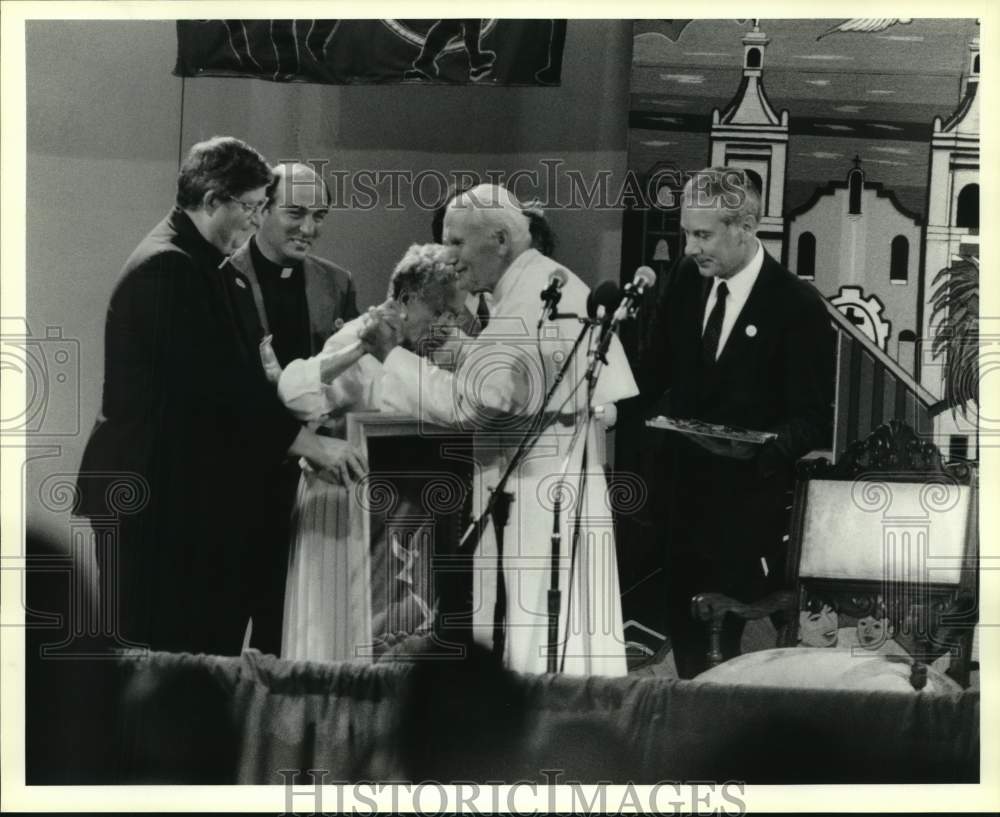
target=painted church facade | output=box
[636,22,980,457]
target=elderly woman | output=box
[277,243,459,662]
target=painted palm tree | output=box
[929,254,979,416]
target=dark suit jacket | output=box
[640,250,835,559]
[224,240,359,358]
[75,209,302,650]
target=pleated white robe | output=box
[277,318,381,662]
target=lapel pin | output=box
[281,267,293,279]
[234,277,247,289]
[745,324,757,337]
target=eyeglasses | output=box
[226,196,267,215]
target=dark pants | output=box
[663,440,790,678]
[244,460,301,656]
[96,512,251,656]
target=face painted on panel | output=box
[856,615,891,648]
[799,604,839,648]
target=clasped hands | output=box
[357,302,404,362]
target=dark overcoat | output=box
[76,208,301,653]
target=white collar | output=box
[491,248,539,304]
[711,239,763,300]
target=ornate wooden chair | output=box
[692,420,979,687]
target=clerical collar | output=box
[170,207,225,267]
[250,236,302,278]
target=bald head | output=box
[266,162,330,209]
[256,162,332,265]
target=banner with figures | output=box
[175,19,567,86]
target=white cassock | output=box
[276,317,381,662]
[379,249,638,676]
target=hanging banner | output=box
[175,19,567,86]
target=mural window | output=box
[746,47,761,69]
[796,232,816,279]
[744,169,763,197]
[890,236,909,283]
[974,54,980,74]
[848,170,863,215]
[956,184,979,231]
[949,435,969,462]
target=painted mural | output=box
[625,18,980,384]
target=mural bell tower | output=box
[709,20,789,259]
[920,32,979,394]
[918,32,979,457]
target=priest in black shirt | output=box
[226,161,359,654]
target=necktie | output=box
[702,280,729,365]
[477,292,491,332]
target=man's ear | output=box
[202,189,224,212]
[493,228,509,255]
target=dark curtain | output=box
[96,650,980,785]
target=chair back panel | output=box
[799,479,972,585]
[693,421,978,687]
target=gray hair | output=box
[388,243,457,315]
[682,166,762,225]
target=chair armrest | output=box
[691,590,797,668]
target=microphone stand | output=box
[547,489,562,673]
[546,449,577,673]
[557,320,603,672]
[438,315,597,662]
[557,303,637,672]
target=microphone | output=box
[537,267,569,328]
[587,267,656,367]
[587,281,623,364]
[586,280,621,323]
[610,266,656,325]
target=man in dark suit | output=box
[223,161,359,653]
[76,137,365,656]
[641,167,834,677]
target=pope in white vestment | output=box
[376,186,638,676]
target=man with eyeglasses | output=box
[76,137,366,656]
[224,161,360,654]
